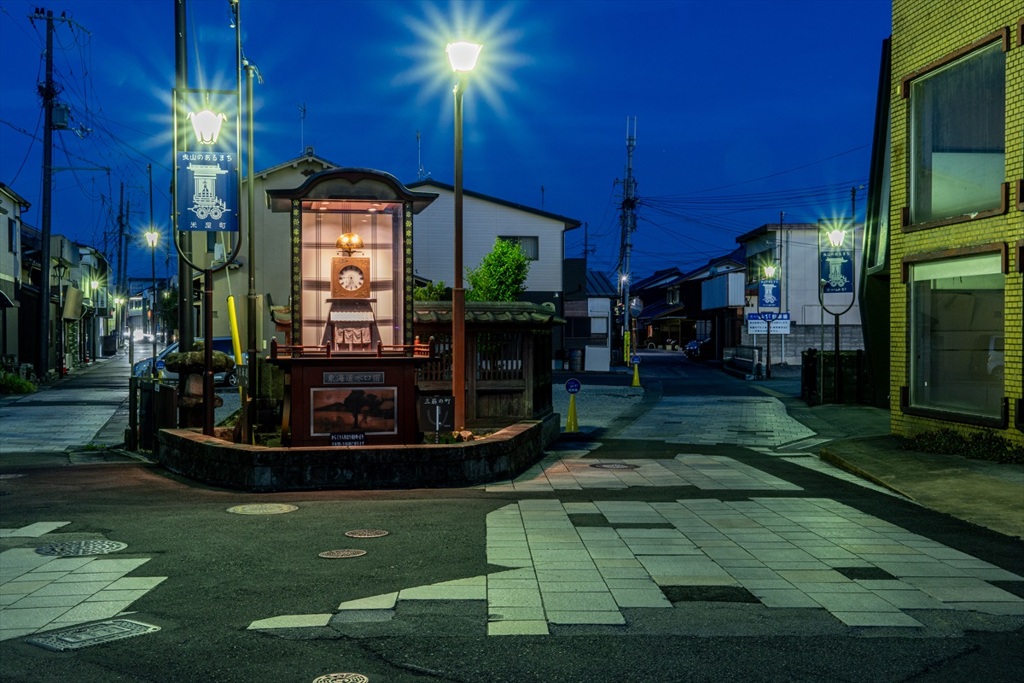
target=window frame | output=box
[498,235,539,261]
[899,244,1009,428]
[899,28,1011,233]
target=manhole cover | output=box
[589,463,639,470]
[319,549,367,559]
[26,619,160,651]
[36,540,127,557]
[313,674,369,683]
[226,503,298,515]
[344,529,389,538]
[0,473,25,479]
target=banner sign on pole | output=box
[176,90,238,233]
[758,279,780,308]
[820,250,854,293]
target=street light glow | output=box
[145,228,160,248]
[826,228,847,248]
[763,264,778,279]
[187,109,228,145]
[446,41,483,72]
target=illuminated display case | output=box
[266,169,438,446]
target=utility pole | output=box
[34,8,56,378]
[175,0,194,353]
[619,117,638,365]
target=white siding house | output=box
[407,180,580,302]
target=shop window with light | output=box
[907,252,1004,421]
[498,236,539,260]
[906,37,1006,227]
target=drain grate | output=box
[227,503,298,515]
[589,463,639,470]
[26,619,160,651]
[344,529,389,539]
[313,675,370,683]
[319,549,367,559]
[35,540,127,557]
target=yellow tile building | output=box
[864,1,1023,445]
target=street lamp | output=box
[145,227,160,378]
[446,39,482,433]
[818,220,856,403]
[54,261,69,377]
[758,263,780,379]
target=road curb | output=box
[818,446,915,501]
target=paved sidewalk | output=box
[0,351,133,455]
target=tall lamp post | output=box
[54,261,68,376]
[818,222,855,403]
[145,228,160,378]
[758,263,780,379]
[446,40,482,433]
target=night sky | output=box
[0,0,892,285]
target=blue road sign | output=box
[565,378,582,394]
[630,355,641,365]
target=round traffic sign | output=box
[565,378,581,394]
[630,355,641,365]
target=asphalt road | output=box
[1,352,1022,682]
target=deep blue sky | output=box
[1,0,891,285]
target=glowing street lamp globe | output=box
[826,228,847,249]
[446,41,482,73]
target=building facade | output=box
[0,183,29,369]
[863,0,1023,444]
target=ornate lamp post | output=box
[145,228,160,378]
[446,40,482,432]
[818,221,855,403]
[758,263,780,379]
[54,261,69,376]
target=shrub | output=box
[903,428,1024,464]
[0,371,37,395]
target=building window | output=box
[909,253,1004,419]
[908,40,1005,225]
[499,236,538,260]
[7,218,15,253]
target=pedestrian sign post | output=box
[565,379,581,433]
[630,355,641,388]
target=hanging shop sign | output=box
[758,279,780,308]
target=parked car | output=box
[133,337,243,387]
[684,338,712,360]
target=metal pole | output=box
[452,78,466,432]
[203,269,214,436]
[37,9,55,379]
[245,62,257,444]
[834,313,842,402]
[149,164,157,378]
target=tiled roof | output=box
[413,302,564,326]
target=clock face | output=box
[339,265,364,291]
[331,257,371,298]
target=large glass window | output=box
[298,200,404,348]
[909,253,1004,418]
[498,235,539,260]
[910,41,1005,225]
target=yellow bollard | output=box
[632,362,641,387]
[566,394,579,433]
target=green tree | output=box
[413,280,451,301]
[465,238,530,302]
